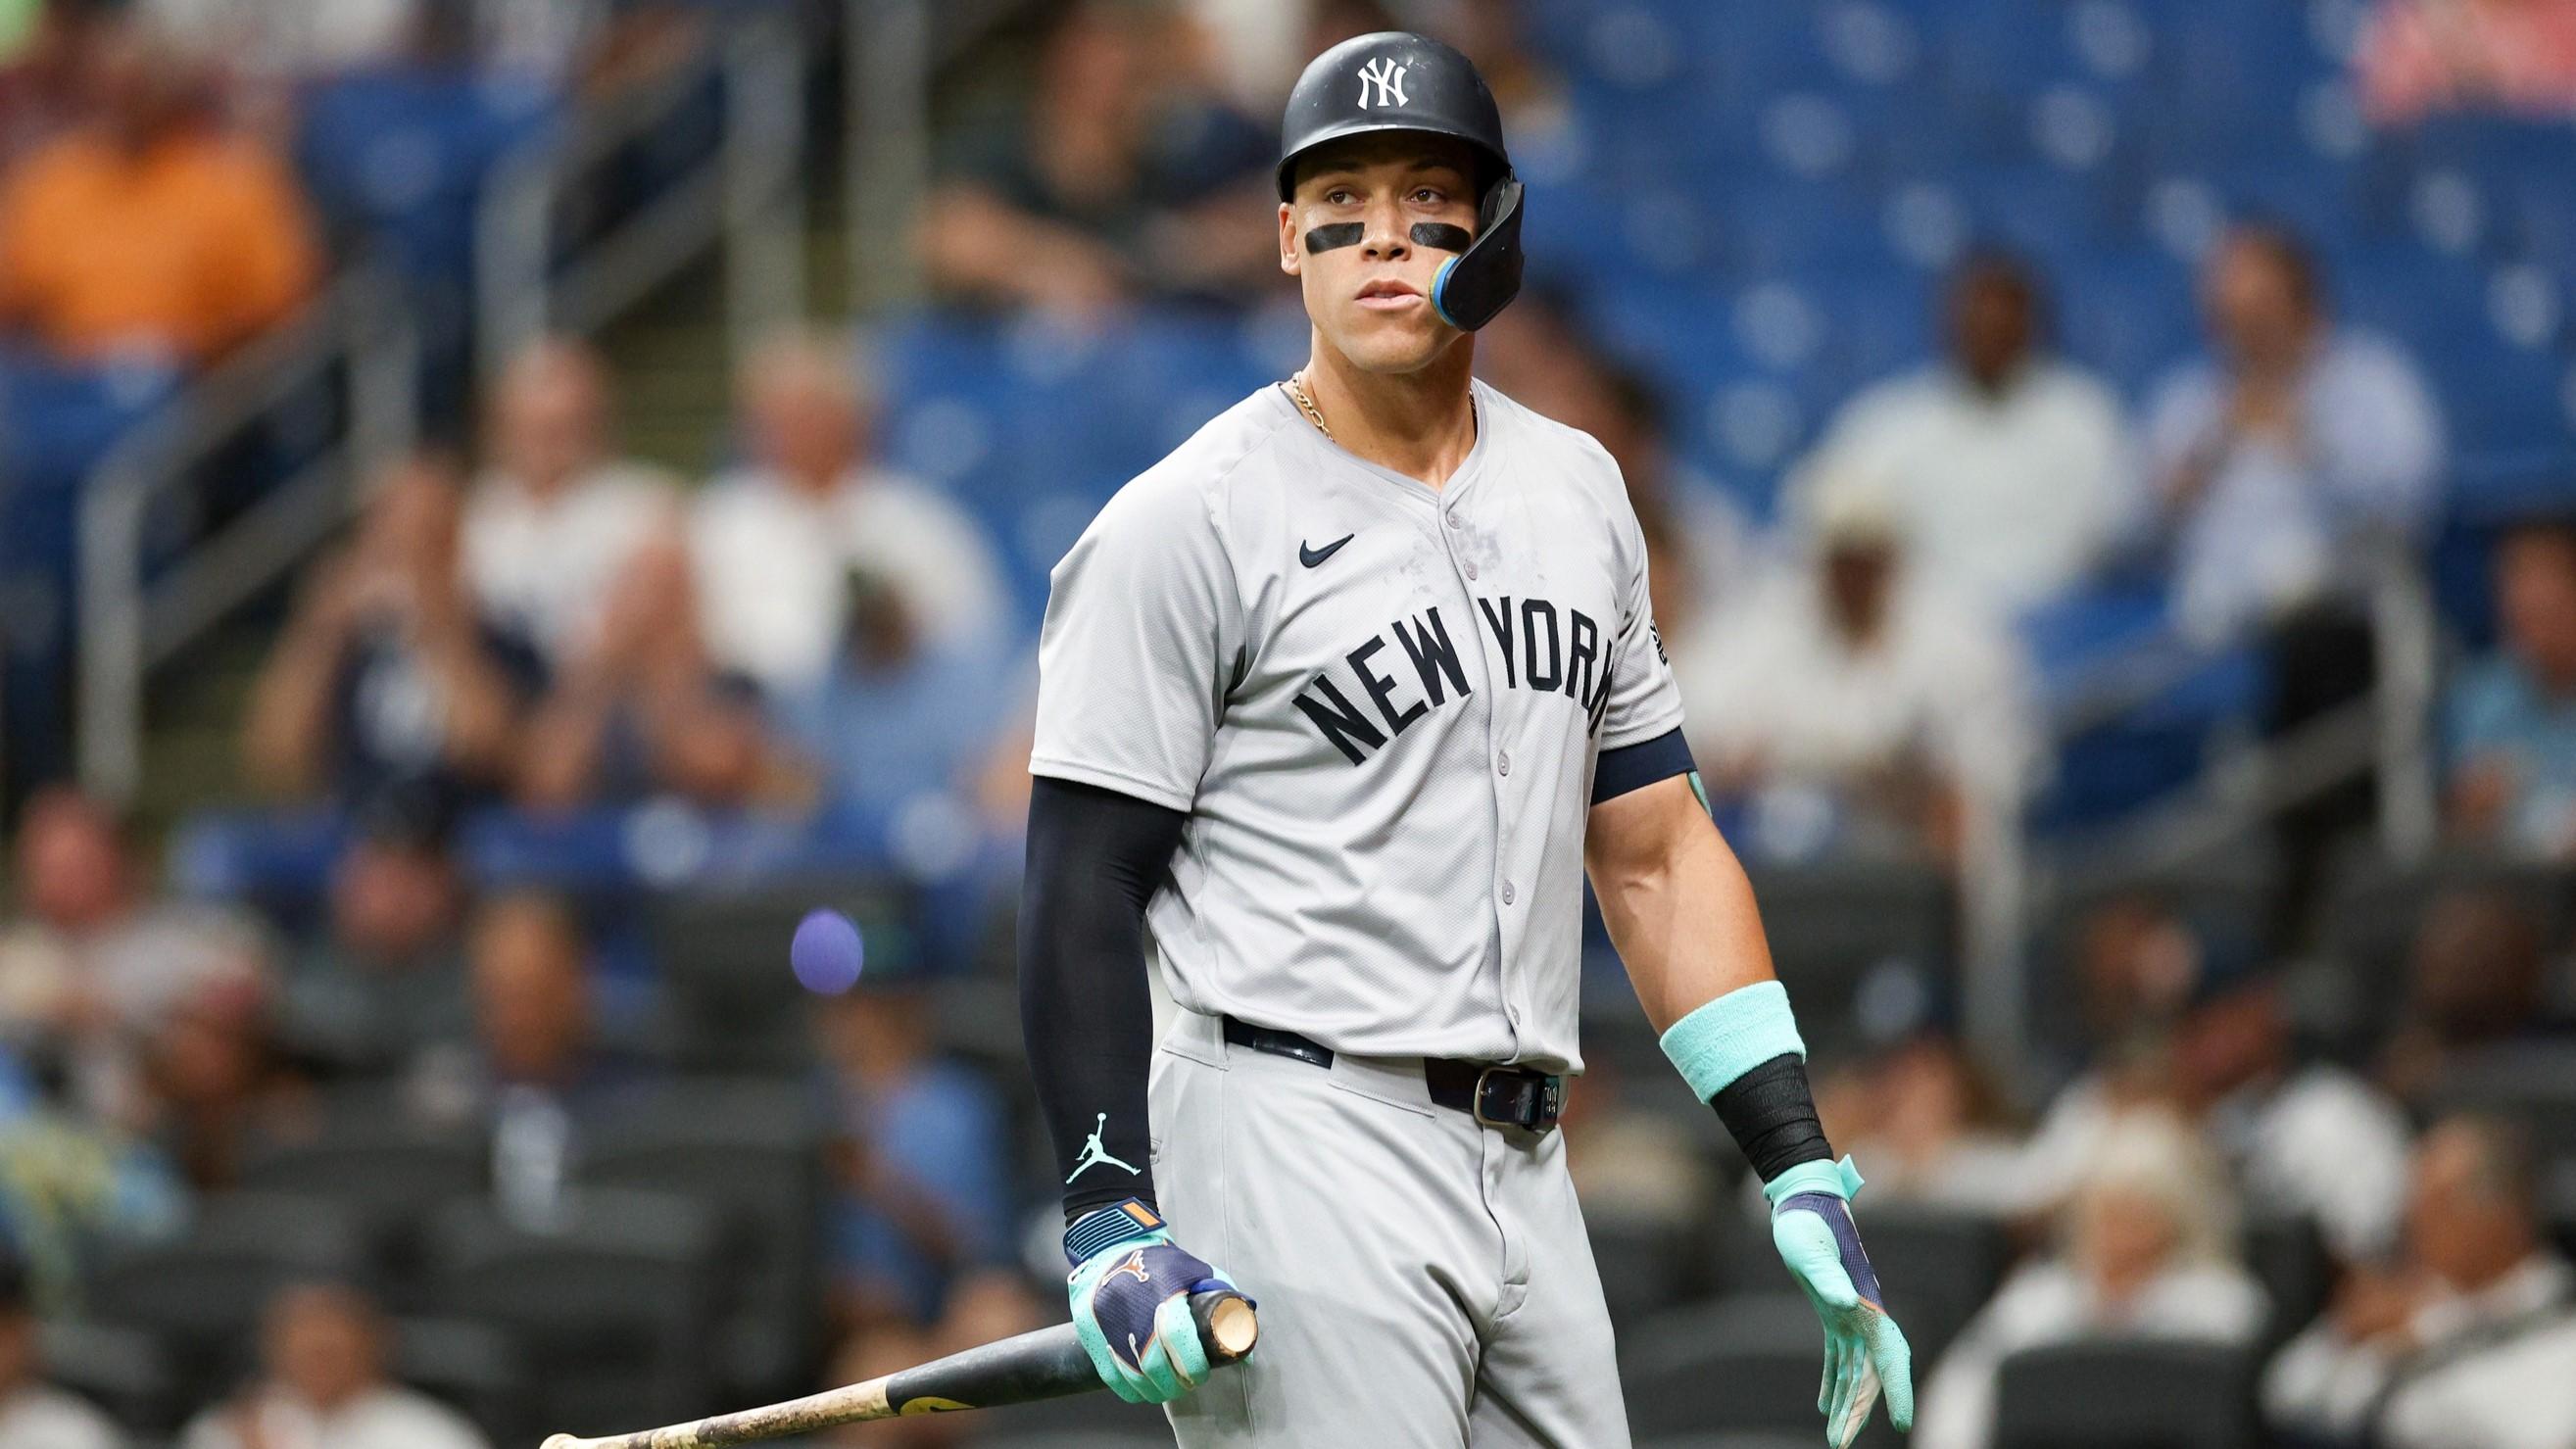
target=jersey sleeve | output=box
[1029,470,1242,811]
[1596,480,1688,752]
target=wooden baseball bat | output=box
[538,1289,1256,1448]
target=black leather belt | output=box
[1219,1015,1566,1134]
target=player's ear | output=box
[1279,202,1301,277]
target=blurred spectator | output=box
[2443,517,2576,858]
[2023,901,2409,1258]
[178,1281,489,1449]
[915,0,1273,314]
[2019,897,2232,1211]
[2172,967,2412,1263]
[137,984,304,1191]
[0,1256,120,1449]
[0,4,99,162]
[2380,888,2555,1102]
[2144,224,2444,646]
[242,453,545,816]
[822,979,1017,1332]
[462,337,679,669]
[2263,1116,2576,1449]
[145,0,694,97]
[692,331,1010,693]
[777,571,1009,828]
[1676,481,2037,866]
[1914,1111,2266,1449]
[0,1054,185,1314]
[0,14,316,364]
[2147,224,2444,935]
[408,893,636,1229]
[1785,252,2136,617]
[139,0,412,78]
[1822,1032,2028,1217]
[275,806,472,1075]
[2357,0,2576,126]
[2066,893,2211,1075]
[0,787,268,1128]
[517,532,797,812]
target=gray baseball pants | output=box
[1148,1007,1633,1448]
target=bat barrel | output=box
[541,1291,1258,1447]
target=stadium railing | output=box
[475,5,809,380]
[76,265,420,804]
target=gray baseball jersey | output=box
[1029,378,1685,1074]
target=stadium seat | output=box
[393,1315,536,1448]
[572,1078,831,1400]
[2244,1213,2332,1351]
[2420,1043,2576,1167]
[2307,851,2570,1051]
[2022,846,2279,1078]
[1589,1213,1711,1328]
[294,67,556,292]
[1740,861,1955,1054]
[1622,1294,1898,1447]
[1849,1204,2011,1368]
[1992,1338,2258,1449]
[37,1320,182,1436]
[237,1089,489,1293]
[421,1187,722,1435]
[85,1192,370,1404]
[643,878,916,1069]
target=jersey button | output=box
[1446,511,1463,529]
[1501,881,1516,905]
[1464,560,1480,580]
[1496,750,1510,776]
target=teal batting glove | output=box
[1063,1198,1249,1404]
[1765,1157,1915,1449]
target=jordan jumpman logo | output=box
[1067,1112,1142,1183]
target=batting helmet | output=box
[1276,31,1525,332]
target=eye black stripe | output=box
[1410,222,1472,253]
[1303,223,1365,253]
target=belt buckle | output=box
[1472,1067,1562,1134]
[1471,1067,1516,1130]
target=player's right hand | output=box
[1064,1198,1249,1404]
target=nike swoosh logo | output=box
[1300,534,1355,567]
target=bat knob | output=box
[540,1435,581,1449]
[1190,1289,1260,1364]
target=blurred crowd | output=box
[0,0,2568,1447]
[0,0,710,374]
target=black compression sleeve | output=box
[1019,775,1190,1223]
[1711,1053,1833,1182]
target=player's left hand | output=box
[1764,1156,1914,1449]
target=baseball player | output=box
[1017,31,1914,1449]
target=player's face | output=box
[1280,137,1482,374]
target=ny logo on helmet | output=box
[1355,58,1408,109]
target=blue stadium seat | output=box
[1943,164,2127,266]
[2050,250,2198,395]
[1705,175,1890,274]
[296,67,559,285]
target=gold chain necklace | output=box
[1284,371,1334,443]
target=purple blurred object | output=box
[792,908,865,993]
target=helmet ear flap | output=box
[1429,176,1525,332]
